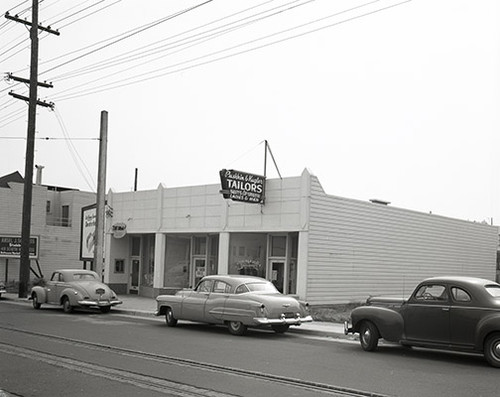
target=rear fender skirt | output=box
[352,306,404,342]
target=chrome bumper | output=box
[78,299,122,307]
[253,314,313,326]
[344,321,353,335]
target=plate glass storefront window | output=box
[164,236,190,289]
[229,233,267,278]
[142,235,155,287]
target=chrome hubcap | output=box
[494,341,500,359]
[362,329,371,343]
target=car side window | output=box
[197,280,213,293]
[414,284,448,302]
[235,284,250,294]
[213,281,230,293]
[451,287,471,302]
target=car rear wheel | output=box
[484,333,500,367]
[272,324,290,334]
[165,308,178,327]
[32,293,41,309]
[359,321,379,351]
[62,297,73,314]
[227,321,247,336]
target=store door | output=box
[130,259,140,294]
[193,258,206,287]
[270,260,285,293]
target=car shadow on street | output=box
[358,343,489,368]
[152,321,296,339]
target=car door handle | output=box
[442,307,450,312]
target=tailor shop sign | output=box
[0,235,39,258]
[219,169,265,204]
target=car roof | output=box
[201,274,269,286]
[54,269,97,275]
[422,276,498,287]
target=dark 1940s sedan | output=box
[30,269,122,313]
[156,275,312,335]
[345,276,500,367]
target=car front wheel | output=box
[484,333,500,367]
[227,321,247,336]
[62,297,73,314]
[100,306,111,313]
[359,321,379,351]
[165,308,178,327]
[32,293,41,309]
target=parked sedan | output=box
[30,269,122,313]
[155,275,313,335]
[345,276,500,367]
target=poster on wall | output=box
[0,235,39,259]
[219,169,265,204]
[80,204,96,260]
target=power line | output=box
[52,0,412,102]
[48,0,310,82]
[53,108,97,192]
[46,0,314,99]
[40,0,214,76]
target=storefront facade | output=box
[104,169,499,305]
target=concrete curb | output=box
[1,293,352,339]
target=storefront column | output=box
[153,233,166,293]
[296,230,309,300]
[218,232,230,275]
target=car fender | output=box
[475,314,500,350]
[59,287,82,305]
[351,306,404,342]
[31,286,48,303]
[156,296,183,317]
[222,297,262,325]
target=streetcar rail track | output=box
[0,325,390,397]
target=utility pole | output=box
[94,111,108,281]
[5,1,59,298]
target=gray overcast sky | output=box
[1,0,499,225]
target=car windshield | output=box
[72,273,97,281]
[245,282,278,293]
[485,285,500,297]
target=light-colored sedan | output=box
[30,269,122,313]
[155,275,313,335]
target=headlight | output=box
[260,304,265,314]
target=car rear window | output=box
[73,274,97,280]
[485,285,500,297]
[246,282,278,293]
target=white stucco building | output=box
[103,169,498,305]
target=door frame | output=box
[129,257,140,293]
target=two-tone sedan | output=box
[31,269,122,313]
[345,276,500,367]
[156,275,313,335]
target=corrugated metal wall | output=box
[306,175,499,305]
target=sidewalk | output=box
[1,292,350,339]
